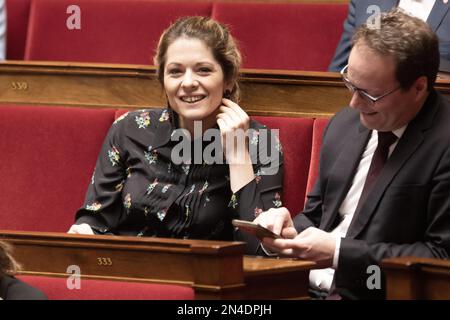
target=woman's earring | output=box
[223,90,231,99]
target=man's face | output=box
[347,43,424,131]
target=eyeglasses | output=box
[340,65,401,105]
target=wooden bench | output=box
[0,230,315,300]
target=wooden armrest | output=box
[381,256,450,300]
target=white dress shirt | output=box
[309,126,407,292]
[398,0,436,22]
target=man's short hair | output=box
[352,8,439,91]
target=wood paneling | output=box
[1,61,449,117]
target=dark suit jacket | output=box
[329,0,450,72]
[0,275,47,300]
[294,91,450,299]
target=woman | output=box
[0,241,47,300]
[68,16,283,254]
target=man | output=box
[329,0,450,75]
[255,9,450,300]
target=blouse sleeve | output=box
[74,113,129,234]
[229,123,284,254]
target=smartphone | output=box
[232,219,282,240]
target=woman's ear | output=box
[223,82,234,99]
[223,89,231,99]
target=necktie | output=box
[354,131,398,215]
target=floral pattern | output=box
[159,109,170,122]
[123,193,132,209]
[162,184,172,193]
[108,146,120,167]
[228,194,238,209]
[157,208,168,221]
[144,149,158,165]
[146,178,159,195]
[86,201,102,211]
[135,111,151,129]
[273,192,282,208]
[181,164,190,175]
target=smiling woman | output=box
[68,16,284,255]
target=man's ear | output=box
[413,76,428,97]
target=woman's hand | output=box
[216,98,254,193]
[67,223,95,235]
[216,98,250,164]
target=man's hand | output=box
[254,207,298,239]
[262,227,337,268]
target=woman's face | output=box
[163,37,229,131]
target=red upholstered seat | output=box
[5,0,32,60]
[212,2,348,71]
[17,275,194,300]
[0,105,115,231]
[25,0,212,64]
[253,116,313,215]
[305,118,330,200]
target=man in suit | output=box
[329,0,450,75]
[255,9,450,299]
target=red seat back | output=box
[6,0,32,60]
[17,275,194,300]
[0,105,115,231]
[25,0,212,64]
[305,118,330,199]
[212,2,348,71]
[253,116,313,215]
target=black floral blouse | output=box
[75,108,283,253]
